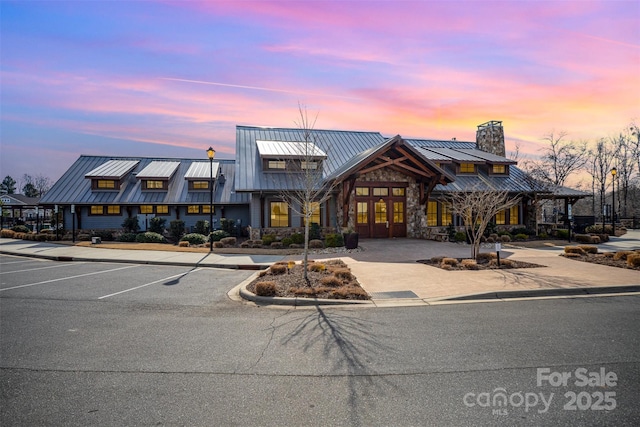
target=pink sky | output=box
[1,0,638,185]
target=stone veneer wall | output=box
[476,122,505,157]
[336,167,431,239]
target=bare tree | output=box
[536,131,589,187]
[587,138,618,227]
[278,104,341,283]
[34,174,52,197]
[447,187,521,259]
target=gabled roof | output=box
[0,194,40,206]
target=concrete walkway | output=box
[1,231,639,306]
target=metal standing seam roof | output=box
[84,160,139,179]
[417,147,486,163]
[453,148,517,164]
[184,161,220,179]
[136,161,181,179]
[256,140,327,158]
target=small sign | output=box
[71,204,75,214]
[495,242,502,252]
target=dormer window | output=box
[301,161,319,170]
[459,163,476,174]
[143,180,167,190]
[492,164,507,174]
[257,140,327,172]
[267,160,286,170]
[184,161,219,191]
[137,161,179,191]
[97,179,116,189]
[85,159,139,191]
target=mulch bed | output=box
[561,252,640,270]
[246,259,369,300]
[417,256,544,271]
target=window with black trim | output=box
[492,164,507,174]
[459,163,476,174]
[143,180,167,190]
[93,179,118,190]
[90,205,121,215]
[267,160,286,170]
[140,205,153,214]
[270,201,289,227]
[189,181,209,190]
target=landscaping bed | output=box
[561,247,640,270]
[246,259,369,300]
[417,253,545,271]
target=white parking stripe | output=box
[0,263,85,275]
[98,268,203,299]
[0,258,46,265]
[0,265,139,292]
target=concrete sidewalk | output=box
[2,231,639,306]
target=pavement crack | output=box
[247,309,293,371]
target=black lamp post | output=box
[207,147,216,251]
[611,167,617,237]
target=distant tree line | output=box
[1,174,52,197]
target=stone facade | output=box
[335,167,431,239]
[476,121,505,157]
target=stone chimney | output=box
[476,121,505,157]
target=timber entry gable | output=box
[330,135,455,234]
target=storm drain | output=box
[369,290,419,299]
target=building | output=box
[40,121,588,238]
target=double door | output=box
[355,185,406,238]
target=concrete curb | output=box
[237,282,374,307]
[444,285,640,301]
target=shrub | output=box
[564,246,586,255]
[135,232,165,243]
[1,229,16,238]
[578,245,598,254]
[213,241,224,248]
[178,241,190,247]
[441,257,458,266]
[430,256,445,264]
[461,259,479,270]
[626,254,640,268]
[514,233,528,241]
[261,234,276,246]
[93,230,114,241]
[441,264,452,271]
[613,251,634,261]
[220,236,237,246]
[595,234,609,242]
[240,241,251,248]
[181,233,207,245]
[255,281,277,296]
[194,220,209,235]
[270,241,283,248]
[454,232,466,242]
[281,237,293,247]
[330,286,369,300]
[603,252,615,258]
[118,233,137,242]
[169,220,185,242]
[290,233,305,244]
[500,235,512,243]
[563,253,583,258]
[486,237,495,243]
[539,232,549,239]
[510,227,533,236]
[11,225,30,233]
[309,239,324,249]
[590,236,601,244]
[476,252,496,262]
[148,217,166,234]
[556,229,569,239]
[586,224,613,235]
[220,218,236,235]
[308,263,326,272]
[122,217,140,233]
[269,264,287,275]
[209,230,229,242]
[333,268,353,281]
[575,234,593,244]
[309,223,321,240]
[324,233,344,248]
[320,276,342,287]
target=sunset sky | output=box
[1,0,638,185]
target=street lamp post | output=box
[207,147,216,251]
[611,167,617,237]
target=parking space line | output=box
[0,258,46,265]
[1,263,85,275]
[98,268,203,299]
[0,265,139,292]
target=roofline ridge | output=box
[236,124,384,135]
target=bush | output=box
[220,236,237,246]
[330,286,369,300]
[148,217,166,234]
[220,218,236,235]
[194,220,209,235]
[586,224,613,235]
[169,220,185,242]
[578,245,598,254]
[489,258,514,268]
[270,241,283,249]
[281,237,293,247]
[261,234,276,246]
[430,256,445,264]
[556,229,569,239]
[308,263,326,272]
[539,232,549,239]
[564,246,586,255]
[213,241,224,248]
[441,257,458,266]
[461,259,479,270]
[11,225,30,233]
[135,232,166,243]
[181,233,207,245]
[122,217,140,233]
[476,252,496,262]
[514,233,528,241]
[324,233,344,248]
[500,235,512,242]
[93,230,114,241]
[290,233,305,244]
[309,239,324,249]
[309,223,321,240]
[240,241,251,248]
[510,227,533,236]
[255,281,277,296]
[454,232,466,242]
[320,276,342,287]
[613,251,634,261]
[1,229,16,238]
[626,254,640,268]
[333,268,353,281]
[575,234,594,243]
[178,241,190,247]
[269,264,287,275]
[209,230,230,242]
[118,233,137,242]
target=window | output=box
[190,181,209,190]
[374,200,387,223]
[91,205,120,215]
[156,205,169,215]
[270,202,289,227]
[356,202,368,224]
[459,163,476,173]
[187,205,200,214]
[373,187,389,197]
[301,161,318,170]
[91,205,104,215]
[304,202,321,226]
[441,202,452,226]
[267,160,286,170]
[392,187,405,197]
[202,205,212,214]
[427,201,438,226]
[107,205,121,215]
[393,202,404,223]
[144,180,165,190]
[355,187,369,196]
[492,164,506,174]
[495,209,506,225]
[510,205,519,224]
[97,179,116,189]
[140,205,153,214]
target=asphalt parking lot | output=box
[0,254,253,306]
